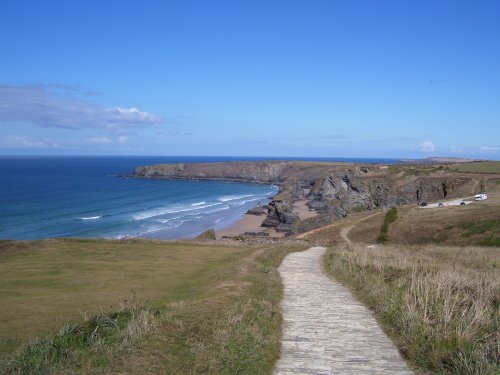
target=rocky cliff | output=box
[307,172,473,218]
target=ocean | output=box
[0,156,400,240]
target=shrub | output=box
[377,207,398,243]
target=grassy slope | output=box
[345,180,500,247]
[449,161,500,174]
[325,243,499,374]
[0,239,306,374]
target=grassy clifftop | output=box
[0,239,306,374]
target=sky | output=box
[0,0,499,158]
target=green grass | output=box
[387,165,437,176]
[450,161,500,174]
[0,239,306,374]
[460,219,500,237]
[4,303,151,375]
[479,237,500,247]
[458,220,500,246]
[377,207,398,243]
[324,243,500,374]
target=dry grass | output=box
[0,238,306,374]
[347,212,385,243]
[325,243,499,374]
[450,161,500,174]
[101,243,305,375]
[389,199,500,246]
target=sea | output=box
[0,156,400,240]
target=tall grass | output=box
[2,300,160,375]
[325,243,499,374]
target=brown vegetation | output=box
[325,243,499,374]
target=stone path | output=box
[274,246,412,374]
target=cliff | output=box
[133,161,290,184]
[132,161,478,235]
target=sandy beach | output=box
[217,213,284,239]
[293,199,318,220]
[217,199,317,239]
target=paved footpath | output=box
[274,247,412,375]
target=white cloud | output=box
[5,135,59,149]
[86,136,112,144]
[85,135,129,145]
[479,146,498,153]
[0,85,162,131]
[420,141,435,152]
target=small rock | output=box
[195,229,216,240]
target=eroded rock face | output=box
[306,173,474,222]
[262,200,299,230]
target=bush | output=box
[377,207,398,243]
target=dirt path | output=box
[274,246,412,374]
[294,222,338,239]
[340,212,382,245]
[295,212,382,241]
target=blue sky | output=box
[0,1,499,158]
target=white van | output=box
[475,194,488,201]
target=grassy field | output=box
[449,161,500,174]
[325,243,499,374]
[0,238,306,374]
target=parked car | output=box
[438,203,444,207]
[460,201,466,206]
[420,202,427,207]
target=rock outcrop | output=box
[246,202,267,215]
[262,199,300,232]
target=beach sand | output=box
[217,213,284,239]
[217,198,318,239]
[293,200,318,220]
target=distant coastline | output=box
[132,157,491,239]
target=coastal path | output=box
[274,246,412,374]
